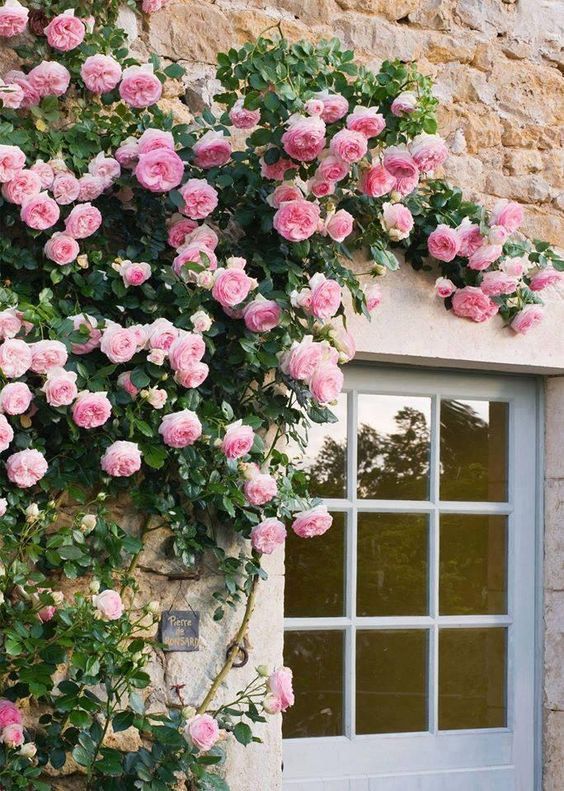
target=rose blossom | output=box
[325,209,354,243]
[52,172,80,205]
[100,440,142,477]
[0,144,25,182]
[427,224,460,262]
[189,224,219,251]
[30,340,67,373]
[468,244,503,271]
[174,361,209,389]
[135,148,184,192]
[359,163,395,198]
[316,154,349,183]
[0,309,22,339]
[510,304,544,334]
[115,137,139,168]
[190,310,212,334]
[0,700,22,729]
[266,182,302,208]
[331,323,357,363]
[410,133,448,172]
[0,79,24,108]
[310,361,344,403]
[251,518,286,554]
[490,199,524,233]
[43,232,79,266]
[273,199,320,242]
[281,337,338,382]
[64,203,102,239]
[435,277,456,298]
[221,421,254,460]
[501,256,528,277]
[391,90,417,116]
[281,115,326,162]
[147,318,178,352]
[307,273,341,320]
[159,409,202,448]
[309,178,335,198]
[488,225,510,245]
[20,192,60,230]
[168,332,205,371]
[264,667,295,714]
[44,9,85,51]
[457,219,483,257]
[28,61,70,97]
[292,504,333,538]
[167,216,198,248]
[72,391,112,429]
[1,723,24,747]
[93,589,123,620]
[42,368,78,407]
[381,202,414,240]
[179,178,218,220]
[30,160,54,189]
[383,146,419,181]
[212,268,254,308]
[243,297,282,332]
[304,97,324,116]
[530,267,562,291]
[89,153,120,186]
[77,174,105,201]
[71,314,101,354]
[193,130,231,169]
[81,54,122,93]
[244,472,278,506]
[0,338,32,378]
[480,270,519,296]
[120,260,151,287]
[364,282,382,311]
[6,448,48,488]
[451,286,499,323]
[186,715,219,752]
[0,413,14,452]
[138,128,174,155]
[260,154,298,181]
[346,105,386,138]
[0,382,33,415]
[100,324,138,363]
[314,90,349,123]
[229,98,261,128]
[0,0,28,37]
[0,498,7,516]
[2,170,41,205]
[119,63,162,108]
[4,70,39,108]
[117,371,139,398]
[329,128,368,163]
[172,242,217,277]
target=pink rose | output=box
[138,128,175,155]
[410,133,448,173]
[100,440,142,477]
[359,164,395,198]
[52,172,80,205]
[273,199,320,242]
[490,199,524,233]
[383,147,419,181]
[70,314,101,354]
[314,91,349,123]
[316,154,349,183]
[120,260,151,287]
[168,332,205,371]
[381,202,413,241]
[251,518,286,554]
[174,362,209,389]
[330,128,368,164]
[30,340,67,373]
[135,148,184,192]
[451,286,499,323]
[2,169,41,205]
[93,589,124,620]
[42,367,78,407]
[88,153,120,186]
[119,64,162,108]
[190,311,212,334]
[1,723,24,748]
[142,0,167,11]
[309,178,335,198]
[480,270,519,296]
[457,220,484,257]
[28,61,70,97]
[0,338,32,378]
[282,338,337,382]
[260,154,298,181]
[511,304,544,334]
[81,54,122,93]
[30,160,54,189]
[501,256,527,277]
[468,244,503,271]
[530,267,562,291]
[44,10,85,51]
[365,283,382,311]
[44,233,80,266]
[229,98,261,129]
[346,106,385,138]
[20,192,60,230]
[179,178,218,220]
[64,203,102,239]
[292,504,333,538]
[172,243,217,278]
[5,71,39,108]
[77,174,105,201]
[115,138,139,168]
[212,268,254,308]
[330,324,356,362]
[325,209,354,243]
[0,80,24,108]
[167,217,198,248]
[310,361,344,403]
[193,130,231,169]
[0,700,22,730]
[189,224,218,251]
[117,371,139,398]
[282,115,326,162]
[186,715,219,752]
[309,273,341,320]
[244,472,278,506]
[488,225,510,245]
[304,98,325,116]
[427,224,460,262]
[221,421,254,460]
[264,667,295,714]
[147,318,178,352]
[0,0,28,37]
[435,277,456,298]
[0,309,22,339]
[0,382,33,414]
[0,414,14,452]
[0,144,25,183]
[72,391,112,429]
[391,91,417,116]
[6,448,48,488]
[158,409,202,448]
[100,324,138,364]
[243,298,282,333]
[38,604,57,622]
[267,182,303,208]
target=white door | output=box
[283,366,540,791]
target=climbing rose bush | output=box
[0,2,562,789]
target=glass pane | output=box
[440,400,508,502]
[440,515,507,615]
[439,628,507,730]
[356,630,428,734]
[289,391,347,498]
[357,394,431,500]
[285,512,346,617]
[357,513,428,616]
[283,630,344,738]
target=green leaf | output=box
[71,745,93,767]
[164,63,185,79]
[199,773,230,791]
[112,711,134,732]
[233,722,252,746]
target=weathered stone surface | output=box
[148,3,235,63]
[545,479,564,592]
[545,711,564,791]
[546,377,564,480]
[545,591,564,711]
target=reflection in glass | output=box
[356,630,428,734]
[285,513,346,618]
[440,515,507,615]
[440,400,508,502]
[439,628,507,730]
[357,513,428,616]
[283,630,344,738]
[357,394,431,500]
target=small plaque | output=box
[160,610,200,652]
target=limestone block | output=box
[501,121,564,151]
[545,479,564,593]
[545,377,564,480]
[148,1,236,63]
[484,173,552,204]
[544,710,564,791]
[335,0,420,21]
[247,0,340,25]
[489,59,564,126]
[503,149,544,176]
[520,205,564,248]
[545,591,564,711]
[332,13,427,61]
